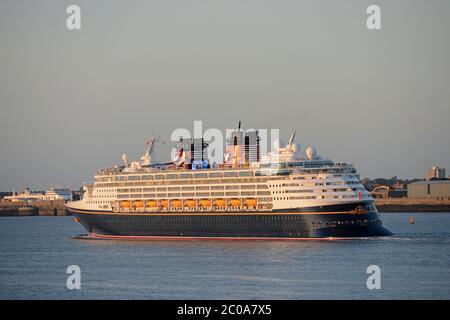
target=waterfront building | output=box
[407,180,450,199]
[4,188,72,202]
[426,166,446,181]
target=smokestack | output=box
[201,138,204,162]
[245,135,250,163]
[256,132,260,162]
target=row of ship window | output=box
[115,185,268,193]
[91,188,364,199]
[311,219,379,228]
[91,194,114,198]
[274,194,366,201]
[116,191,271,199]
[292,174,359,180]
[272,181,360,188]
[94,177,281,187]
[87,201,110,204]
[105,215,306,221]
[273,187,366,194]
[115,191,269,196]
[95,171,255,182]
[94,174,361,185]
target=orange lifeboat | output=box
[215,199,226,207]
[186,199,196,207]
[147,200,157,208]
[246,199,257,207]
[172,200,182,207]
[134,200,144,208]
[199,199,211,207]
[230,199,241,207]
[120,201,130,208]
[160,200,169,207]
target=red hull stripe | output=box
[82,233,354,241]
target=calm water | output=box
[0,213,449,299]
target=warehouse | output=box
[407,180,450,199]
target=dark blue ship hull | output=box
[68,202,393,240]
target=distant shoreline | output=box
[1,211,450,217]
[375,198,450,212]
[378,207,450,214]
[1,198,450,217]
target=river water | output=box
[0,212,449,299]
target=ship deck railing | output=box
[96,161,355,176]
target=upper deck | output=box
[93,160,357,185]
[93,128,357,185]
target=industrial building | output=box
[407,180,450,199]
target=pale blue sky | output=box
[1,0,449,190]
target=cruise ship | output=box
[67,124,392,240]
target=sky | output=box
[0,0,449,191]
